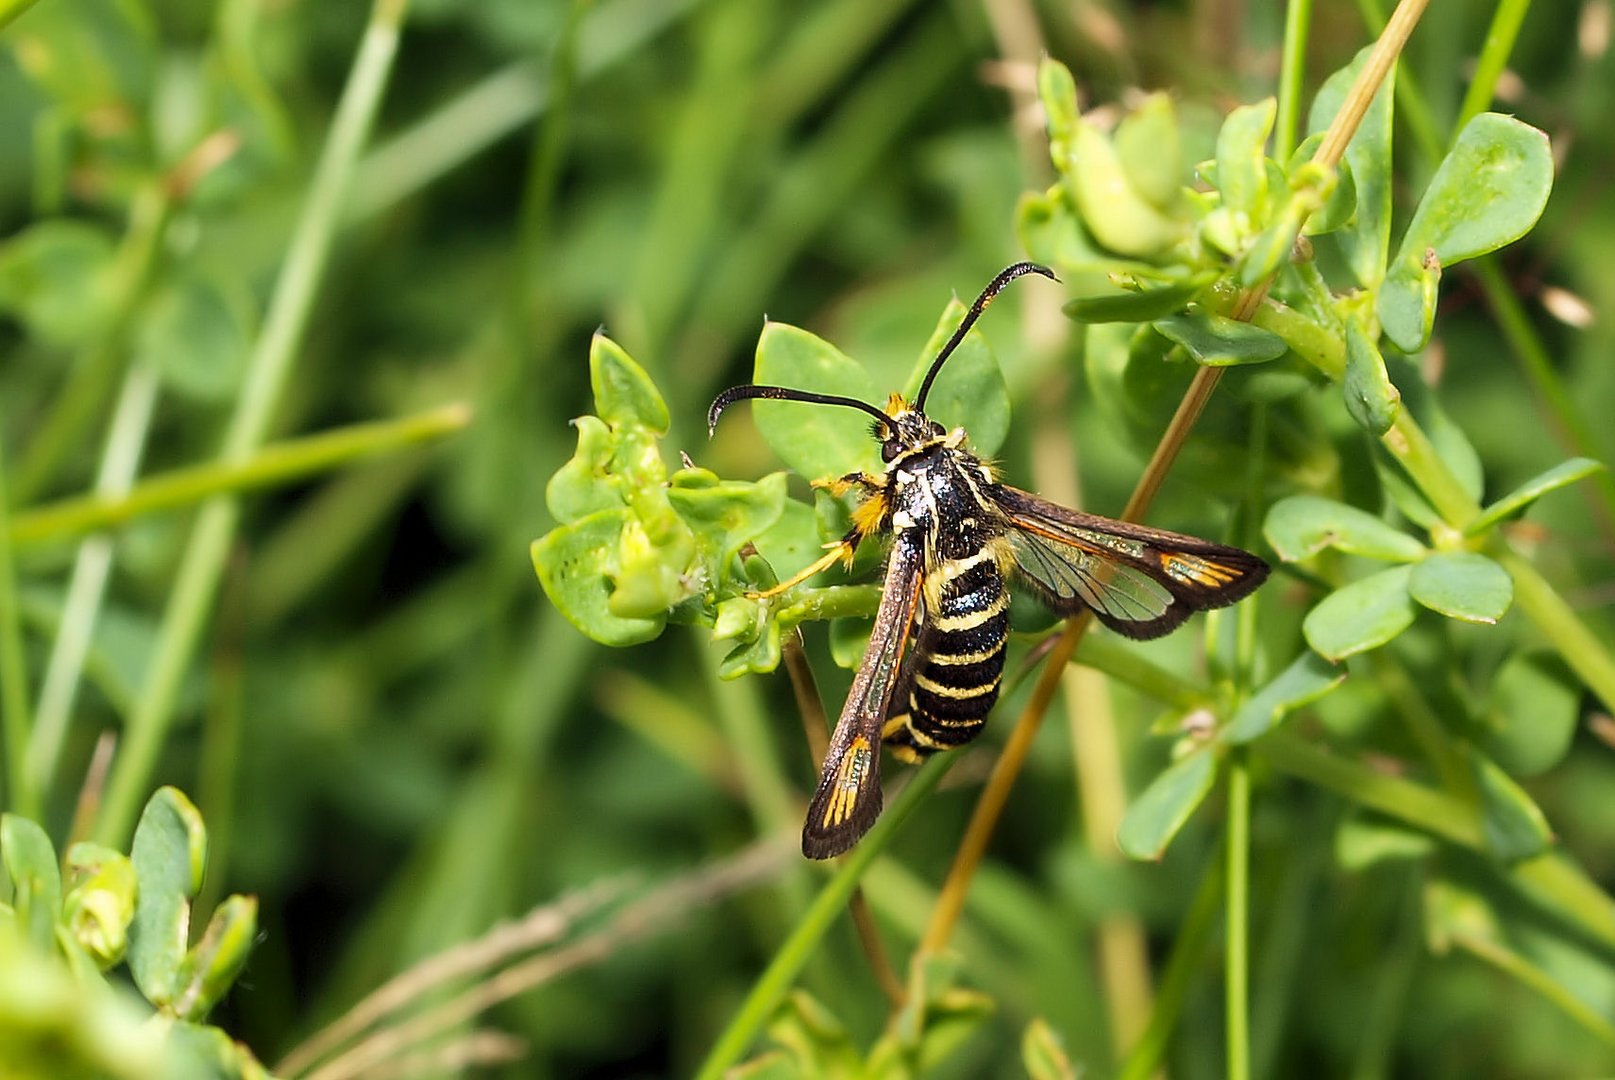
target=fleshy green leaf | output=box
[1215,98,1277,222]
[63,842,138,969]
[532,510,667,647]
[1115,93,1183,211]
[1118,749,1217,860]
[1335,811,1436,870]
[0,219,120,347]
[1264,495,1426,563]
[1467,457,1607,535]
[1,815,62,951]
[171,895,258,1021]
[749,499,826,591]
[545,416,626,525]
[1343,323,1400,435]
[1481,652,1579,778]
[1152,311,1289,366]
[1409,551,1513,624]
[753,322,882,481]
[668,473,787,584]
[1287,135,1357,235]
[1016,188,1116,282]
[902,298,1010,456]
[1378,114,1553,351]
[590,333,669,433]
[1022,1018,1079,1080]
[1063,274,1212,323]
[1065,120,1183,257]
[128,787,208,1007]
[1472,749,1553,862]
[1310,46,1394,288]
[718,619,782,679]
[1303,565,1415,661]
[1225,652,1346,743]
[872,951,995,1075]
[133,271,251,402]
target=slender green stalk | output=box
[11,404,469,551]
[27,366,160,797]
[1370,653,1472,796]
[0,439,37,818]
[1225,755,1251,1080]
[1070,634,1210,711]
[1450,930,1615,1046]
[693,753,955,1080]
[92,0,412,847]
[1274,0,1313,161]
[1454,0,1533,136]
[1498,550,1615,710]
[1115,851,1224,1080]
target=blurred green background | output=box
[2,0,1614,1076]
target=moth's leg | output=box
[812,470,885,498]
[746,528,862,599]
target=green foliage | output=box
[0,789,265,1079]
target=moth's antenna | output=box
[708,384,893,437]
[913,262,1058,411]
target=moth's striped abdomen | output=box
[886,546,1009,759]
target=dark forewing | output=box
[995,485,1268,640]
[801,534,926,859]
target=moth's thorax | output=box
[879,420,1003,561]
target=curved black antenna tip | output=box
[914,262,1063,410]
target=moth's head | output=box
[877,393,950,462]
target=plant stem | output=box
[1454,0,1533,137]
[0,438,37,818]
[92,0,411,847]
[1498,550,1615,710]
[1274,0,1313,162]
[1115,850,1224,1080]
[11,405,470,551]
[1226,753,1251,1080]
[27,366,160,799]
[693,753,954,1080]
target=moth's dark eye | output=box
[880,441,901,462]
[929,421,945,436]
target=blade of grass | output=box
[693,753,954,1080]
[10,404,469,551]
[92,0,413,847]
[1453,0,1533,137]
[27,365,160,799]
[0,438,37,817]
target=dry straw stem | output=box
[918,0,1433,957]
[343,1031,527,1080]
[288,838,793,1080]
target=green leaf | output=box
[1264,495,1426,562]
[749,499,826,591]
[63,842,138,969]
[1065,120,1183,257]
[1016,188,1116,282]
[901,298,1010,456]
[0,220,120,347]
[718,619,782,679]
[1215,98,1276,222]
[1022,1018,1079,1080]
[532,509,666,647]
[758,991,860,1075]
[1225,652,1346,743]
[133,271,251,402]
[1063,274,1211,323]
[828,616,871,671]
[1310,46,1394,288]
[546,415,627,525]
[1480,652,1579,778]
[590,333,670,433]
[1037,57,1079,159]
[1409,551,1513,624]
[872,951,995,1075]
[1335,811,1436,870]
[1343,323,1400,435]
[1287,135,1356,235]
[668,473,787,585]
[1118,749,1218,860]
[1379,114,1553,351]
[1152,311,1289,366]
[1467,457,1607,535]
[171,895,258,1021]
[1115,93,1183,211]
[129,787,208,1008]
[1472,749,1553,862]
[1,815,61,951]
[1302,565,1415,661]
[753,322,881,481]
